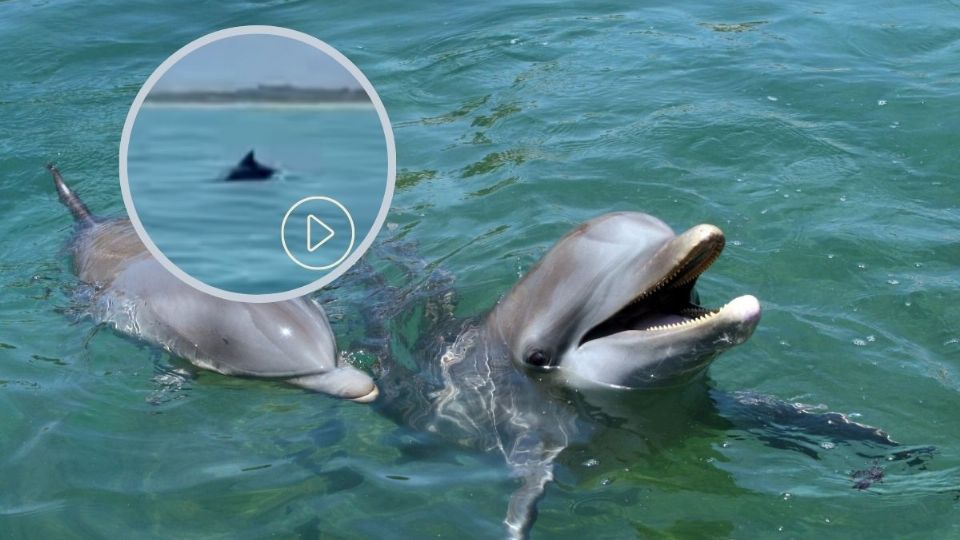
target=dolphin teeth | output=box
[643,304,725,332]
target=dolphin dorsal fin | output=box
[240,150,256,166]
[48,163,95,227]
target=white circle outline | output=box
[281,196,356,271]
[119,26,396,303]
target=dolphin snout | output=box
[718,294,762,345]
[287,366,379,402]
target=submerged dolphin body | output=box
[224,150,275,181]
[49,164,376,401]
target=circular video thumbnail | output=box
[120,26,395,302]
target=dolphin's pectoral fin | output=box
[710,390,938,490]
[712,390,901,455]
[80,322,107,350]
[504,462,555,540]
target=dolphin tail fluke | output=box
[47,163,94,227]
[504,463,554,540]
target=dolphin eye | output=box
[526,350,551,368]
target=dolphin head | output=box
[208,297,380,403]
[487,212,760,390]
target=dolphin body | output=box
[371,212,907,538]
[49,164,377,402]
[374,212,762,538]
[373,212,912,537]
[224,150,275,181]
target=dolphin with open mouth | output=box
[48,163,377,402]
[375,211,761,538]
[484,212,761,536]
[373,211,916,537]
[489,212,761,390]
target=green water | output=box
[1,2,958,538]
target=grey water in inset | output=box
[128,104,386,294]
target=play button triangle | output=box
[307,214,335,252]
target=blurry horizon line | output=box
[150,82,365,93]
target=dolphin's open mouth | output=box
[581,224,737,345]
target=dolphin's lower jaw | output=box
[643,293,760,336]
[561,294,761,390]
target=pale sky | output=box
[154,34,361,91]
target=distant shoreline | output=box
[142,101,375,110]
[145,85,371,107]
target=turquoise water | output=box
[128,104,387,295]
[2,2,959,539]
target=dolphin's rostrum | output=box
[49,163,376,401]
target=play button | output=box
[281,196,356,271]
[307,215,335,252]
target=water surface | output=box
[1,2,958,538]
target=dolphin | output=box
[371,212,910,538]
[48,163,377,402]
[224,150,275,180]
[372,212,760,538]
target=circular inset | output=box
[120,26,395,303]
